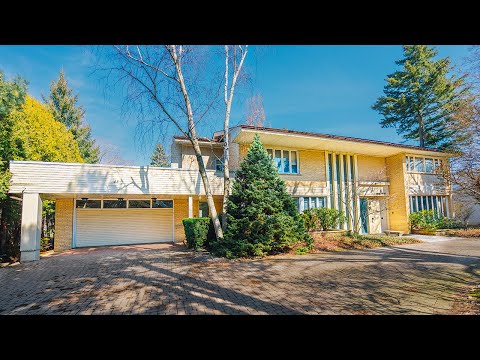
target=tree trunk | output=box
[418,113,425,147]
[170,45,224,240]
[222,130,230,232]
[192,140,223,240]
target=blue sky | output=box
[0,45,471,165]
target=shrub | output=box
[315,207,345,231]
[182,218,210,250]
[212,135,311,258]
[409,210,463,231]
[409,210,440,230]
[301,209,319,231]
[206,214,224,250]
[437,217,462,229]
[40,237,53,252]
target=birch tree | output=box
[104,45,224,240]
[222,45,248,231]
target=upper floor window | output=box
[406,156,443,173]
[215,157,224,171]
[266,148,299,174]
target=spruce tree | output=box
[373,45,471,150]
[43,70,100,163]
[213,134,311,258]
[150,143,170,167]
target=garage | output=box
[74,198,174,247]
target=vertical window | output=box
[415,158,425,172]
[215,157,224,171]
[291,151,298,173]
[349,155,354,181]
[422,196,428,210]
[301,197,327,212]
[304,197,309,211]
[199,202,209,217]
[425,158,434,173]
[283,150,290,173]
[275,150,282,172]
[409,156,415,171]
[328,154,334,208]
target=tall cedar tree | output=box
[150,144,170,167]
[373,45,471,150]
[43,70,100,163]
[213,134,311,258]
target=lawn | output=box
[302,232,422,253]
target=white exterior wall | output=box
[9,161,224,196]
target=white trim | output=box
[188,196,193,218]
[354,154,360,231]
[266,148,299,174]
[325,151,331,209]
[72,200,77,248]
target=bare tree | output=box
[438,46,480,203]
[222,45,248,231]
[98,140,134,166]
[245,94,266,127]
[100,45,224,240]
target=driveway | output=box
[1,239,479,315]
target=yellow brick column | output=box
[54,198,74,252]
[174,199,189,243]
[385,153,410,233]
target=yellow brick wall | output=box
[385,153,410,233]
[54,198,73,251]
[357,155,387,181]
[174,199,188,243]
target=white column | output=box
[339,154,346,229]
[188,196,193,218]
[299,197,305,213]
[353,155,361,232]
[20,193,42,262]
[332,153,337,210]
[325,151,331,209]
[445,196,450,218]
[346,155,354,231]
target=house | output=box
[9,125,453,261]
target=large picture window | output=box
[409,195,449,217]
[299,197,327,212]
[75,199,173,209]
[266,148,299,174]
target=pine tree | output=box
[150,143,170,167]
[43,70,100,163]
[372,45,471,150]
[213,134,311,258]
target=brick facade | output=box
[385,153,410,233]
[54,198,74,252]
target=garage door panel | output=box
[76,209,173,247]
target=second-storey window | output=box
[266,148,299,174]
[215,157,224,171]
[406,156,443,173]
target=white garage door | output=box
[75,208,173,247]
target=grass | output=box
[445,228,480,238]
[308,232,422,253]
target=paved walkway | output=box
[1,239,479,315]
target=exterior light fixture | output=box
[81,197,88,201]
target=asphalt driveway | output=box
[1,239,479,315]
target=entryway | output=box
[360,198,388,234]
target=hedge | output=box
[182,217,211,249]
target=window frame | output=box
[214,157,224,172]
[75,199,174,210]
[406,155,445,174]
[266,147,299,174]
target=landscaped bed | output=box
[295,232,422,254]
[445,228,480,238]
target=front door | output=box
[368,199,382,234]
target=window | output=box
[152,200,173,208]
[406,156,444,173]
[128,200,151,208]
[415,157,425,172]
[300,197,326,212]
[76,199,101,208]
[199,202,209,217]
[215,157,224,171]
[266,148,299,174]
[425,158,434,173]
[103,199,127,208]
[409,195,449,217]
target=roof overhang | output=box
[173,138,223,147]
[231,127,451,157]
